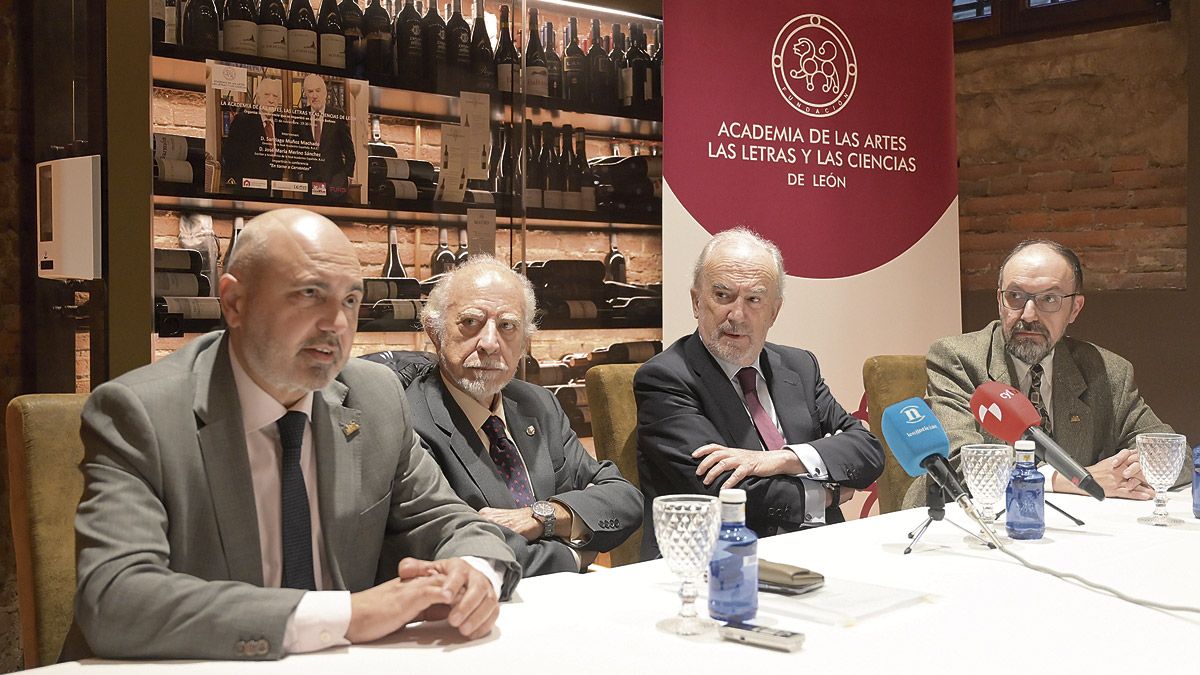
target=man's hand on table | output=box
[345,557,499,643]
[1052,448,1153,500]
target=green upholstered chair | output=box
[6,393,88,668]
[862,356,929,514]
[584,364,643,567]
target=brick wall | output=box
[0,0,25,667]
[956,10,1187,291]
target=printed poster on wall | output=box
[205,61,369,203]
[662,0,963,406]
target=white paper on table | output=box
[466,208,497,257]
[436,124,469,203]
[459,91,492,180]
[757,578,932,626]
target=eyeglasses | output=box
[998,289,1079,313]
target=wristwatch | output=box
[531,500,556,539]
[825,482,842,506]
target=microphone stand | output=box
[996,499,1085,527]
[905,480,994,554]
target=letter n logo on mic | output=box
[900,405,925,424]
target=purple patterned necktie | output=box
[481,415,535,507]
[736,367,787,451]
[1029,363,1052,436]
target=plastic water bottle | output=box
[1191,445,1200,519]
[1006,440,1045,540]
[708,488,758,622]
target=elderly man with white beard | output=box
[404,255,643,577]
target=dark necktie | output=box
[736,367,787,451]
[481,415,535,507]
[1029,363,1052,436]
[276,411,316,591]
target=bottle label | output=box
[165,4,177,44]
[386,179,419,200]
[498,64,517,92]
[155,272,202,297]
[258,24,289,59]
[524,187,543,208]
[152,0,166,22]
[543,189,563,209]
[562,190,582,210]
[581,186,596,211]
[620,67,633,103]
[155,158,194,184]
[644,67,653,102]
[565,300,598,319]
[526,66,548,97]
[564,55,586,72]
[152,134,189,161]
[388,299,422,320]
[289,29,319,64]
[320,33,346,68]
[374,158,420,180]
[164,296,222,319]
[224,19,258,55]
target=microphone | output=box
[970,381,1105,501]
[881,398,983,521]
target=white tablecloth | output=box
[37,491,1200,673]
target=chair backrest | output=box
[862,356,929,514]
[6,393,89,668]
[358,349,437,387]
[584,364,643,567]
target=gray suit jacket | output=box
[405,369,643,577]
[926,320,1172,472]
[71,332,519,661]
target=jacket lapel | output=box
[1051,346,1090,462]
[193,337,264,586]
[504,392,555,500]
[986,321,1017,387]
[424,374,497,503]
[314,378,361,591]
[684,333,760,450]
[763,345,811,442]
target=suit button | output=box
[257,640,269,656]
[236,640,246,655]
[804,514,813,522]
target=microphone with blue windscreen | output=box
[881,397,985,523]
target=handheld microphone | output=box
[881,398,982,521]
[970,381,1105,501]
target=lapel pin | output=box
[526,425,536,437]
[341,421,361,438]
[1070,415,1081,424]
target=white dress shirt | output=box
[229,352,500,654]
[706,347,832,524]
[1010,351,1061,491]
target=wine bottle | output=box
[522,120,543,209]
[604,231,626,283]
[541,122,562,209]
[392,0,423,88]
[485,122,503,191]
[256,0,288,59]
[340,0,365,76]
[468,0,495,93]
[317,0,347,68]
[560,124,581,210]
[367,156,438,183]
[650,23,663,115]
[544,22,562,100]
[563,17,587,105]
[586,19,613,111]
[222,0,258,55]
[455,227,469,265]
[287,0,319,64]
[445,0,471,95]
[369,178,434,205]
[524,7,548,98]
[382,225,408,277]
[363,0,394,77]
[610,25,627,109]
[430,226,457,276]
[493,5,519,94]
[183,0,220,50]
[418,1,446,92]
[153,0,168,44]
[155,247,204,273]
[625,23,650,114]
[633,24,653,111]
[575,127,596,212]
[156,296,224,337]
[368,116,399,157]
[155,271,212,297]
[495,123,515,195]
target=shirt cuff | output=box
[1038,464,1059,493]
[787,443,829,479]
[550,498,594,547]
[283,591,352,654]
[801,478,827,526]
[462,556,504,597]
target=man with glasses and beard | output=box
[634,228,883,558]
[926,239,1173,500]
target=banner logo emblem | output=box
[772,14,857,118]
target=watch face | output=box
[532,501,554,518]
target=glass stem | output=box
[1154,490,1169,518]
[678,578,697,620]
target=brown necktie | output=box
[735,367,786,451]
[1029,363,1052,436]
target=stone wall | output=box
[956,9,1187,291]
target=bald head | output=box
[219,208,364,407]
